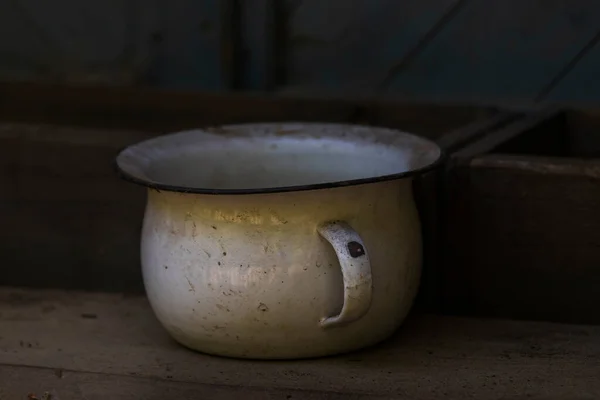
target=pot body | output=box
[141,179,421,359]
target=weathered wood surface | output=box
[451,107,565,159]
[1,288,599,399]
[443,109,600,324]
[4,0,600,104]
[1,365,380,400]
[0,124,149,293]
[285,0,461,91]
[384,0,600,103]
[240,0,277,90]
[542,36,600,103]
[0,0,233,90]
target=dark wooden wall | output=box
[2,0,600,104]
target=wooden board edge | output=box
[469,153,600,179]
[452,106,565,160]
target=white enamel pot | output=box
[116,123,442,359]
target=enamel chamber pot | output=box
[116,123,442,359]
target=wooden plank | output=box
[0,82,496,136]
[564,109,600,156]
[1,365,382,400]
[435,111,519,152]
[386,0,600,102]
[284,0,460,91]
[0,0,233,89]
[541,37,600,103]
[0,0,158,85]
[441,108,600,323]
[452,107,564,159]
[1,288,600,399]
[0,124,148,293]
[239,0,277,90]
[144,0,234,89]
[534,30,600,102]
[443,153,600,324]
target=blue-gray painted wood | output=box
[0,0,155,84]
[384,0,600,101]
[284,0,459,91]
[132,0,233,89]
[239,0,276,90]
[3,0,600,103]
[542,38,600,103]
[0,0,230,89]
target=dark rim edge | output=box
[113,146,447,195]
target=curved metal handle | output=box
[317,221,373,329]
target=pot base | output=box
[165,324,401,360]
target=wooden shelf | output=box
[0,287,598,399]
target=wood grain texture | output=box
[1,365,381,400]
[1,288,600,399]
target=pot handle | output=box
[317,221,373,328]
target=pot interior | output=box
[116,123,441,193]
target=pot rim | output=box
[115,123,446,196]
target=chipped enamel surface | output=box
[117,123,441,359]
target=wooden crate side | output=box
[443,153,600,324]
[0,124,147,293]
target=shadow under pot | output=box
[115,122,442,359]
